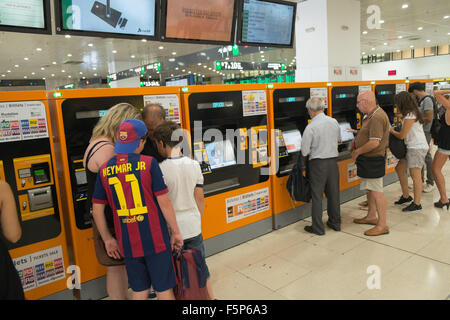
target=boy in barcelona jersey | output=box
[92,119,183,300]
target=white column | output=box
[295,0,361,82]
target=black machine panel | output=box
[375,84,396,125]
[0,139,61,250]
[61,96,145,230]
[188,91,269,197]
[272,88,311,177]
[331,86,360,156]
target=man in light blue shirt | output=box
[301,97,341,235]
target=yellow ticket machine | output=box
[181,84,272,256]
[267,82,330,229]
[329,81,373,203]
[0,91,71,300]
[48,87,183,299]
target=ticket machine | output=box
[0,91,71,300]
[48,87,183,299]
[374,80,408,181]
[267,83,329,229]
[181,84,272,256]
[330,82,373,202]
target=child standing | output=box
[92,119,183,300]
[153,121,214,299]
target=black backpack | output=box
[389,125,407,160]
[286,157,311,203]
[420,95,441,141]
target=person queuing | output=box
[390,92,429,212]
[300,97,342,235]
[352,91,390,236]
[83,103,142,300]
[142,103,167,162]
[408,82,435,193]
[432,90,450,210]
[154,120,214,299]
[0,180,25,300]
[92,119,183,300]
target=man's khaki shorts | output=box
[360,177,384,193]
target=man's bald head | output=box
[357,91,377,114]
[143,103,166,138]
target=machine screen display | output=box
[75,170,87,185]
[336,93,356,99]
[279,97,305,103]
[197,101,234,110]
[282,130,301,153]
[379,90,394,95]
[165,0,235,42]
[205,140,236,169]
[33,168,49,184]
[75,110,109,119]
[0,0,46,29]
[240,0,295,46]
[339,122,355,142]
[61,0,156,37]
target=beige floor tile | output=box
[239,255,310,291]
[358,255,450,300]
[368,228,436,253]
[340,241,412,273]
[275,241,342,270]
[211,271,274,300]
[208,242,271,271]
[305,231,367,254]
[206,254,237,283]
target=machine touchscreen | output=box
[205,140,237,170]
[282,129,302,153]
[339,122,355,142]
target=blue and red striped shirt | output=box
[92,153,170,258]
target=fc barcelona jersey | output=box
[92,153,170,258]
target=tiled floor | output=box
[207,162,450,300]
[107,158,450,300]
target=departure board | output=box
[0,0,46,29]
[240,0,295,47]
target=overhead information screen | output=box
[0,0,47,30]
[163,0,236,44]
[239,0,295,47]
[59,0,157,38]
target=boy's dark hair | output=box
[153,120,183,148]
[408,82,426,93]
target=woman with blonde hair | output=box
[83,103,142,299]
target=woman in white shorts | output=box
[390,92,429,212]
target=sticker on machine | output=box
[226,187,270,224]
[0,101,48,143]
[358,85,372,93]
[347,162,359,183]
[143,94,181,124]
[310,87,328,107]
[395,84,406,94]
[242,90,267,117]
[12,245,65,292]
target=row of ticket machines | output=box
[0,79,434,300]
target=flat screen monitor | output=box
[162,0,236,44]
[282,129,301,153]
[238,0,296,48]
[205,140,237,169]
[0,0,50,34]
[57,0,158,39]
[339,122,355,142]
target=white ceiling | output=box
[0,0,448,88]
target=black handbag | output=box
[389,126,406,160]
[286,157,311,202]
[356,155,386,179]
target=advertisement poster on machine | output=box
[13,246,66,292]
[226,187,270,224]
[0,101,49,143]
[143,94,181,124]
[242,90,267,117]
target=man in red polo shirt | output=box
[92,119,183,300]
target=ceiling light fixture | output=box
[384,42,388,45]
[88,43,93,47]
[52,61,57,65]
[444,15,449,19]
[402,4,408,9]
[426,39,431,42]
[172,52,177,55]
[112,50,117,54]
[158,46,164,50]
[24,57,29,61]
[398,36,403,39]
[362,31,368,35]
[14,64,19,68]
[141,39,147,42]
[417,27,423,31]
[130,55,135,58]
[36,48,42,51]
[65,35,71,38]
